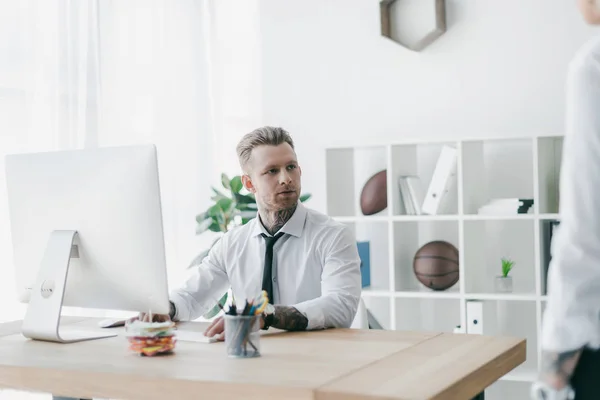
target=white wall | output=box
[252,0,598,213]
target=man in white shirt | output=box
[531,1,600,399]
[168,126,361,339]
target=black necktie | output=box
[261,232,285,304]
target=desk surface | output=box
[0,317,525,400]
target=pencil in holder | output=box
[224,314,261,358]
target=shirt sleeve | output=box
[169,235,229,321]
[542,39,600,352]
[293,226,362,330]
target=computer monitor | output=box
[4,144,170,343]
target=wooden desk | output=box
[0,318,525,400]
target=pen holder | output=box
[224,314,261,358]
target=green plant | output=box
[501,258,515,277]
[194,173,311,318]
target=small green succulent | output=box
[501,258,515,277]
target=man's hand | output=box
[203,316,225,341]
[539,348,582,390]
[132,301,177,323]
[134,312,172,323]
[203,314,267,341]
[272,305,308,331]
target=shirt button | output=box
[273,277,277,283]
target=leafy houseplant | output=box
[192,173,311,318]
[495,258,515,293]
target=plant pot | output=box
[495,276,513,293]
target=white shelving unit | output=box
[325,134,563,400]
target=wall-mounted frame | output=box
[380,0,447,52]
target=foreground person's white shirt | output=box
[542,35,600,352]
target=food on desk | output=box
[128,336,175,356]
[125,319,176,356]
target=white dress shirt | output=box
[542,34,600,353]
[169,202,362,330]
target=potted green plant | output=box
[495,258,515,293]
[191,173,311,318]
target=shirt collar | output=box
[250,201,307,238]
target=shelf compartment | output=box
[462,138,534,215]
[344,221,391,292]
[325,146,389,218]
[466,300,537,378]
[390,142,459,216]
[395,298,460,333]
[464,219,536,295]
[393,220,460,293]
[537,136,563,214]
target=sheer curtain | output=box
[0,0,250,323]
[205,0,264,177]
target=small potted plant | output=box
[495,258,515,293]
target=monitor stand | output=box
[21,230,117,343]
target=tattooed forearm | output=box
[262,205,297,235]
[540,349,582,388]
[272,305,308,331]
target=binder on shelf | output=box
[357,241,371,288]
[466,300,483,335]
[406,176,422,215]
[398,177,413,215]
[421,146,457,215]
[397,175,422,215]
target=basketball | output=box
[413,241,459,291]
[360,170,387,215]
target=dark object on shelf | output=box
[380,0,447,52]
[477,198,534,215]
[541,219,561,295]
[413,240,459,291]
[518,199,534,214]
[360,170,387,215]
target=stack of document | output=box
[477,198,534,215]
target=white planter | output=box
[495,276,513,293]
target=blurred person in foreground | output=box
[531,1,600,399]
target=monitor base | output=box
[21,230,117,343]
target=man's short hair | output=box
[236,126,295,172]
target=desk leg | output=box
[471,391,484,400]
